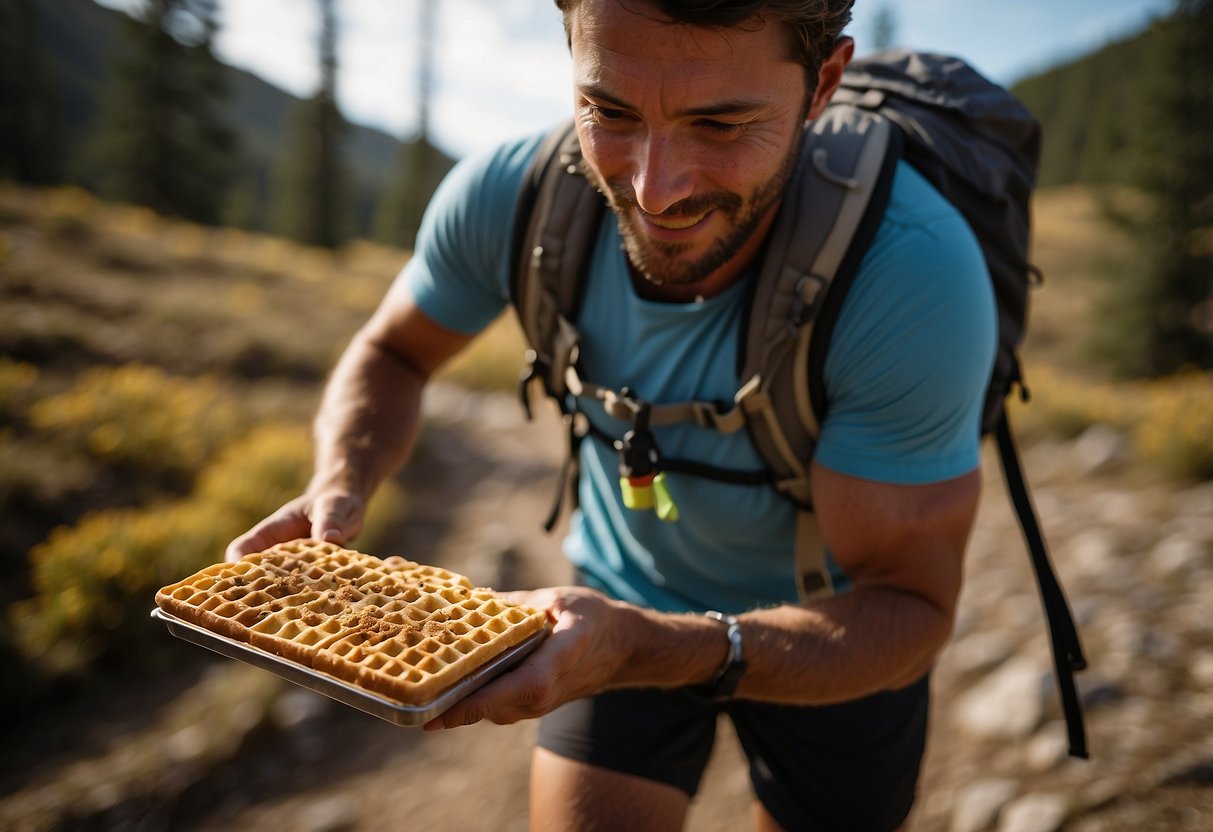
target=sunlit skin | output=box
[569,1,826,300]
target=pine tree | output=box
[372,0,452,249]
[1092,0,1213,376]
[90,0,237,224]
[872,6,898,52]
[0,0,63,184]
[373,137,452,249]
[271,0,349,248]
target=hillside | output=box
[8,0,1184,233]
[17,0,455,238]
[1010,33,1151,189]
[0,180,1210,830]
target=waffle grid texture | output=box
[155,539,546,705]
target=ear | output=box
[806,37,855,119]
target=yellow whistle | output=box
[620,475,655,510]
[619,473,678,521]
[651,473,679,522]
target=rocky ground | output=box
[3,384,1211,832]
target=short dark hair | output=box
[554,0,854,84]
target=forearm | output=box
[309,334,426,502]
[608,588,951,705]
[429,582,954,730]
[734,588,950,702]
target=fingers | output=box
[422,610,605,732]
[223,491,366,563]
[423,658,558,731]
[309,492,366,545]
[225,506,312,562]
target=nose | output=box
[632,131,694,215]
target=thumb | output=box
[309,493,365,544]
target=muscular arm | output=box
[430,461,980,728]
[227,282,474,559]
[729,461,978,702]
[611,462,978,703]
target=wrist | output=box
[694,611,747,701]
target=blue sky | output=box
[96,0,1173,159]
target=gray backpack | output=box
[510,50,1088,757]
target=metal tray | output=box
[151,607,547,726]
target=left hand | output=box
[422,585,633,731]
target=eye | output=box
[589,104,629,124]
[698,119,744,135]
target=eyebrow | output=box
[577,82,769,118]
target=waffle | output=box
[155,538,547,706]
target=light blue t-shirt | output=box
[402,129,997,614]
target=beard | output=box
[589,131,804,287]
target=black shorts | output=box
[536,676,931,832]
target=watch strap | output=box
[698,610,746,700]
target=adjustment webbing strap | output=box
[794,509,831,600]
[579,419,772,486]
[567,368,749,434]
[996,412,1089,759]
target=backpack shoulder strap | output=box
[737,108,901,598]
[510,121,607,405]
[739,107,901,508]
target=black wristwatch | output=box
[698,610,747,700]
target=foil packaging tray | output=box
[151,608,547,726]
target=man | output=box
[228,1,997,829]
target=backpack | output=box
[509,49,1089,758]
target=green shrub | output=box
[12,500,237,673]
[42,186,97,241]
[1010,364,1129,439]
[29,363,241,483]
[1013,364,1213,481]
[193,422,313,519]
[10,422,314,675]
[0,357,38,418]
[1133,371,1213,481]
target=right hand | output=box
[224,490,367,562]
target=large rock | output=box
[950,778,1019,832]
[955,657,1049,740]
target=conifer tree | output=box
[0,0,63,183]
[1092,0,1213,376]
[872,6,898,51]
[271,0,349,248]
[91,0,237,224]
[373,137,452,249]
[372,0,452,249]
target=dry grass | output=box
[0,170,1210,832]
[2,180,1210,678]
[1025,185,1137,376]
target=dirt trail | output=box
[5,384,1210,831]
[183,386,761,832]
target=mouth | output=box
[640,210,710,232]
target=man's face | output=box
[568,0,810,294]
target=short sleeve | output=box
[398,132,547,334]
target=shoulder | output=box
[398,128,555,334]
[838,160,994,350]
[423,129,552,233]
